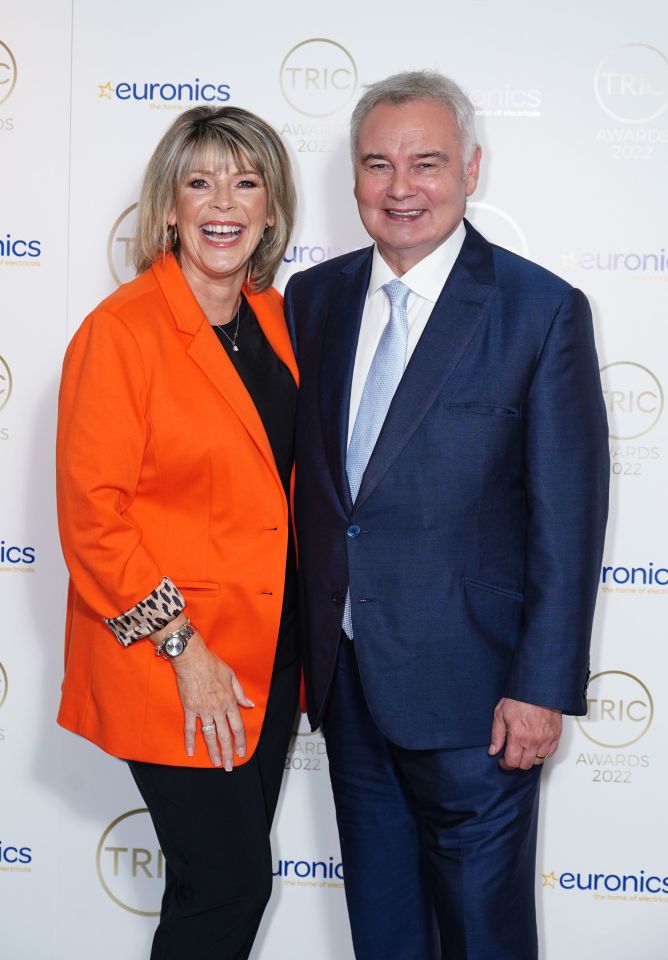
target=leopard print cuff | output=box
[104,577,186,647]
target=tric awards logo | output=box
[595,43,668,125]
[466,202,529,257]
[600,362,664,440]
[0,41,17,106]
[576,671,653,749]
[287,713,327,773]
[107,204,138,286]
[280,39,357,117]
[96,809,163,916]
[0,357,12,411]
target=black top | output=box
[212,296,298,670]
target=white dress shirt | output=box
[347,220,466,445]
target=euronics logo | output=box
[561,248,668,273]
[544,868,668,896]
[273,856,344,882]
[601,562,668,587]
[0,841,32,871]
[98,78,231,104]
[0,233,41,259]
[283,242,358,266]
[0,540,36,568]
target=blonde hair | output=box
[133,105,296,291]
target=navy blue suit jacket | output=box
[285,221,609,750]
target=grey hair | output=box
[133,105,296,291]
[350,70,478,166]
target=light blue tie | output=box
[342,279,411,637]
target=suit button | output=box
[346,524,361,539]
[331,591,344,605]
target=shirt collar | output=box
[368,220,466,303]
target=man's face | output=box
[354,98,481,275]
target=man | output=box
[285,71,608,959]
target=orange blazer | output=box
[56,253,298,766]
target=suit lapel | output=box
[152,254,285,489]
[354,222,499,510]
[319,249,373,512]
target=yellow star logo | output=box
[98,81,114,100]
[542,871,558,889]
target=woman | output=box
[56,105,299,959]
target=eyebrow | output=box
[414,150,450,162]
[360,150,450,163]
[188,167,260,177]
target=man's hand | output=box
[489,697,562,770]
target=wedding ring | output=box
[201,723,216,734]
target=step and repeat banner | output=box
[1,1,667,957]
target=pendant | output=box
[233,344,239,352]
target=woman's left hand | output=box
[169,632,255,770]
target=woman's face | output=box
[169,151,273,290]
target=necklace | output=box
[213,297,242,352]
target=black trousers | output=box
[128,656,300,960]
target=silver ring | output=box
[201,723,216,734]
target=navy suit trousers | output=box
[324,635,541,960]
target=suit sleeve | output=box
[56,307,182,633]
[504,287,609,714]
[284,275,299,358]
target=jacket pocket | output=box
[449,402,520,418]
[462,577,524,602]
[177,579,220,596]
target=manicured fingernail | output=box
[187,747,194,757]
[238,748,246,758]
[213,756,221,767]
[488,745,497,755]
[224,760,233,772]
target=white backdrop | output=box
[1,1,667,957]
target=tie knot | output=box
[382,279,410,310]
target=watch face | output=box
[165,637,185,658]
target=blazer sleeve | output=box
[284,274,299,358]
[504,287,609,715]
[56,306,170,623]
